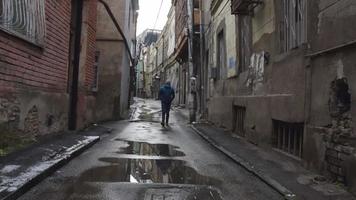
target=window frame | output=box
[279,0,307,53]
[0,0,46,47]
[216,29,226,80]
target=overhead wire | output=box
[152,0,164,30]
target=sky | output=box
[137,0,172,36]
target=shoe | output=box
[166,123,170,127]
[161,122,165,127]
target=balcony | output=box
[231,0,263,15]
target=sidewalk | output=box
[191,123,355,200]
[0,125,111,200]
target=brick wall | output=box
[76,0,98,129]
[0,0,71,93]
[83,0,98,90]
[174,0,188,49]
[0,0,72,137]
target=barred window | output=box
[0,0,45,45]
[280,0,306,53]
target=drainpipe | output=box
[98,0,135,65]
[68,0,84,130]
[187,0,197,123]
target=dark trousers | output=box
[161,102,171,124]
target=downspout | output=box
[69,0,84,130]
[98,0,135,65]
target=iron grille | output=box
[280,0,306,52]
[272,120,304,158]
[0,0,45,45]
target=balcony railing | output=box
[231,0,263,15]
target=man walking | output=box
[159,81,175,127]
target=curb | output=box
[1,136,100,200]
[190,125,297,200]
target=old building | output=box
[145,44,158,98]
[137,29,161,98]
[204,0,306,153]
[163,7,180,105]
[173,0,189,107]
[201,0,238,122]
[0,0,98,138]
[209,0,356,194]
[153,34,164,99]
[304,0,356,193]
[0,0,140,155]
[173,0,201,111]
[138,4,187,106]
[96,0,139,120]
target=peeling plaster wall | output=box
[252,0,275,45]
[206,0,306,148]
[305,0,356,193]
[208,0,237,81]
[312,0,356,52]
[307,49,356,191]
[0,89,69,137]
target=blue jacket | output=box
[159,84,175,104]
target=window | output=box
[0,0,45,45]
[217,30,226,79]
[92,51,100,92]
[272,120,304,158]
[238,15,252,73]
[280,0,306,53]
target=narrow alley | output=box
[1,0,356,199]
[16,99,283,200]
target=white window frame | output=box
[0,0,46,46]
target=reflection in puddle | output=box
[116,140,185,157]
[80,158,220,186]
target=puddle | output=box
[80,158,221,186]
[189,188,223,200]
[115,140,185,157]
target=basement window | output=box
[233,106,246,137]
[272,120,304,158]
[0,0,46,45]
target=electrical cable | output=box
[153,0,164,30]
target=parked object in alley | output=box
[159,82,175,127]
